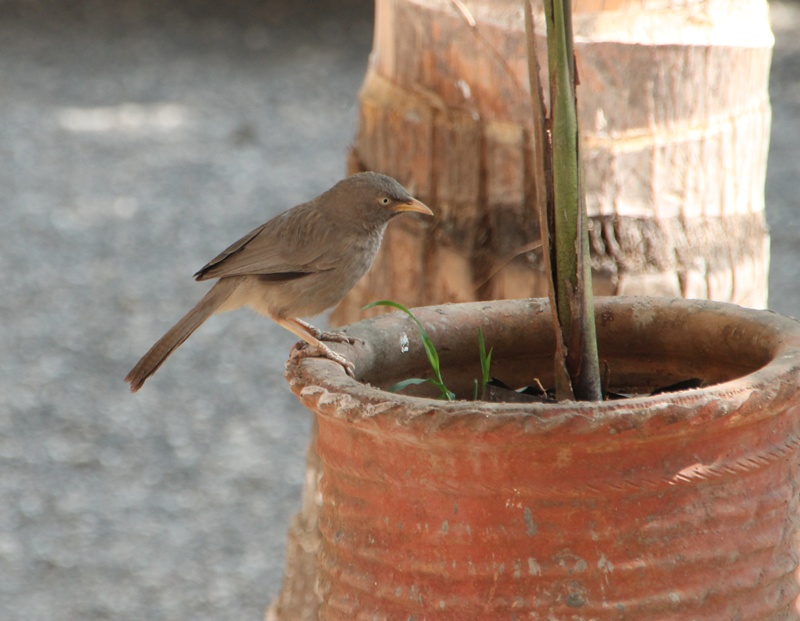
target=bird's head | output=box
[331,172,433,227]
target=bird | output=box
[125,171,433,392]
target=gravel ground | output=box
[1,2,373,620]
[1,1,798,620]
[767,1,800,318]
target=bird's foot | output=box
[295,319,361,346]
[290,342,356,378]
[312,327,362,346]
[320,331,362,345]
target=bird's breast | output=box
[241,227,385,320]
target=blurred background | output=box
[0,1,797,620]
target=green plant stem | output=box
[542,0,602,401]
[523,0,572,400]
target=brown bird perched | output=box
[125,172,433,392]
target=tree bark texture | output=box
[269,2,775,619]
[331,0,773,325]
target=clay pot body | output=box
[285,298,800,620]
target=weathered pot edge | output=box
[285,297,800,438]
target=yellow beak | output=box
[392,197,434,216]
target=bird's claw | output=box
[290,342,356,378]
[296,319,363,345]
[313,329,362,346]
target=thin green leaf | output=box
[365,300,442,372]
[389,377,431,393]
[439,384,456,401]
[476,327,493,400]
[363,299,454,401]
[363,300,428,337]
[421,337,441,375]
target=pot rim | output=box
[286,297,800,436]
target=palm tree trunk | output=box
[333,0,772,324]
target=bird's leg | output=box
[293,318,361,345]
[274,317,356,378]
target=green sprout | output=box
[473,327,493,401]
[363,300,492,402]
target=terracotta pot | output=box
[285,297,800,620]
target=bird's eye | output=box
[380,197,391,206]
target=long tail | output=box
[125,279,238,392]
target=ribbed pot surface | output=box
[286,297,800,620]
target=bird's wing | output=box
[194,201,339,281]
